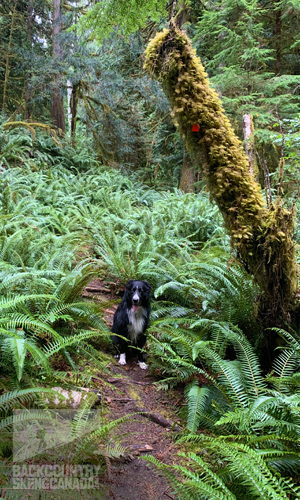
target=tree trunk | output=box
[275,9,282,75]
[2,1,16,112]
[67,79,72,131]
[70,82,79,143]
[243,114,258,180]
[179,148,195,192]
[82,93,104,162]
[25,0,34,119]
[51,0,65,133]
[175,1,189,28]
[144,25,298,333]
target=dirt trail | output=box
[101,363,180,500]
[85,280,181,500]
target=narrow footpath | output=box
[85,280,182,500]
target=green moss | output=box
[145,25,298,323]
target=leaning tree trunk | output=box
[144,25,298,333]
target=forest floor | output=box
[85,280,183,500]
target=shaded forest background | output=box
[1,0,300,191]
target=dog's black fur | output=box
[111,280,151,368]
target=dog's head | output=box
[126,280,151,311]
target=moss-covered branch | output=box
[144,25,298,325]
[3,121,61,144]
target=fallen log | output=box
[140,410,180,431]
[107,377,152,386]
[85,286,111,293]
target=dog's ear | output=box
[142,280,151,290]
[126,279,135,289]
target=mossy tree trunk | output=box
[144,25,298,336]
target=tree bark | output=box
[144,25,298,333]
[2,1,17,112]
[179,148,195,192]
[243,113,259,181]
[243,114,254,175]
[275,9,282,75]
[25,0,34,119]
[70,82,79,143]
[67,79,72,131]
[174,1,189,28]
[51,0,65,133]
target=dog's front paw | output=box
[138,361,148,370]
[119,353,126,365]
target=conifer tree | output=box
[25,0,34,119]
[0,0,53,119]
[0,0,25,113]
[51,0,65,132]
[193,0,300,171]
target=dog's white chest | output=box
[127,308,145,342]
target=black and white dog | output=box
[111,280,151,369]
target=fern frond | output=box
[43,330,106,358]
[272,349,299,392]
[144,454,235,500]
[1,334,27,382]
[270,328,300,352]
[104,442,127,459]
[0,315,62,340]
[0,294,58,311]
[176,435,297,499]
[185,383,210,432]
[224,327,265,398]
[193,342,248,408]
[0,388,57,412]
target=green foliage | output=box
[1,114,300,496]
[2,4,300,492]
[145,442,300,499]
[0,124,235,391]
[0,0,183,186]
[0,386,59,457]
[74,29,184,184]
[270,115,300,197]
[193,0,300,173]
[0,0,53,117]
[146,323,300,498]
[1,0,300,194]
[0,130,115,388]
[75,0,167,41]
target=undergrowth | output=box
[1,125,300,498]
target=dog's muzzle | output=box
[132,292,140,311]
